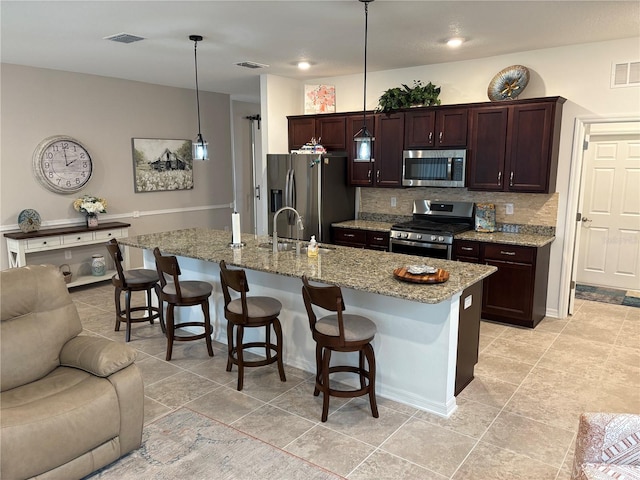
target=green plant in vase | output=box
[377,80,441,113]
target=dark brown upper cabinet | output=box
[287,114,346,151]
[466,97,565,193]
[404,107,468,149]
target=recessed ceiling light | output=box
[446,37,464,48]
[298,61,311,70]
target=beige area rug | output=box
[86,408,343,480]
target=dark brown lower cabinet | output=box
[332,227,390,251]
[453,240,551,328]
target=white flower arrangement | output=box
[73,195,107,215]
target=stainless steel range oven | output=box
[390,200,475,259]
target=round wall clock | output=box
[32,135,93,194]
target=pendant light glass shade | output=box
[193,133,208,161]
[190,34,209,161]
[354,0,374,162]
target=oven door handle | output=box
[390,239,449,250]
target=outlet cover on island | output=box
[391,197,397,207]
[505,203,514,215]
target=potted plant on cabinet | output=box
[377,80,441,113]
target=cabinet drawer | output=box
[63,232,94,244]
[484,243,534,263]
[95,229,123,240]
[367,231,390,248]
[454,241,480,259]
[26,237,61,250]
[334,228,366,245]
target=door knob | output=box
[581,217,592,224]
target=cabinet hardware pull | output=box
[376,170,380,180]
[373,236,382,241]
[510,171,514,187]
[77,237,81,240]
[428,132,433,142]
[43,241,47,245]
[461,247,473,251]
[439,132,443,142]
[345,233,355,238]
[500,250,516,256]
[367,170,371,180]
[497,171,502,184]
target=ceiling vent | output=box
[611,61,640,88]
[104,33,145,44]
[235,61,269,69]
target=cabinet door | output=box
[367,231,390,251]
[482,244,536,326]
[316,116,346,150]
[482,259,534,325]
[346,115,375,186]
[436,108,468,147]
[507,103,553,192]
[333,227,366,247]
[374,113,404,187]
[288,117,316,151]
[467,106,508,191]
[404,110,436,148]
[453,240,480,261]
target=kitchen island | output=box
[119,228,495,417]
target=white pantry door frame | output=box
[560,115,640,316]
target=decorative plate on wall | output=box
[18,209,42,233]
[487,65,530,101]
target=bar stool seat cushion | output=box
[227,296,282,318]
[316,314,377,341]
[112,268,158,286]
[162,280,212,297]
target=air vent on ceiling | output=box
[104,33,145,44]
[235,61,269,69]
[611,61,640,88]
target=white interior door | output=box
[576,132,640,290]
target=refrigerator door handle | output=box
[285,168,294,224]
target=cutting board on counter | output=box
[393,267,449,284]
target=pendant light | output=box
[354,0,374,162]
[190,34,208,161]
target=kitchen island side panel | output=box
[142,249,461,417]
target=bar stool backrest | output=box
[153,247,183,300]
[219,260,250,324]
[106,239,127,287]
[301,275,347,344]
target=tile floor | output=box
[71,284,640,480]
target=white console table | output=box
[4,222,130,288]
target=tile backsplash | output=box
[359,187,558,228]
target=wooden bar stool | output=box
[219,260,286,391]
[106,238,164,342]
[153,247,214,361]
[301,275,378,422]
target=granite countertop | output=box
[455,230,555,248]
[120,228,496,305]
[333,220,554,248]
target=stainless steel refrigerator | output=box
[267,153,355,243]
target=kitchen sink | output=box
[257,242,335,254]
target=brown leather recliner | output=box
[0,265,144,480]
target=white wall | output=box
[259,37,640,318]
[0,64,234,269]
[231,100,261,234]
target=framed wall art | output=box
[131,138,194,192]
[304,84,336,114]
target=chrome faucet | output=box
[273,207,304,255]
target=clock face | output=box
[32,136,93,194]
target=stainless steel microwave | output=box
[402,150,466,187]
